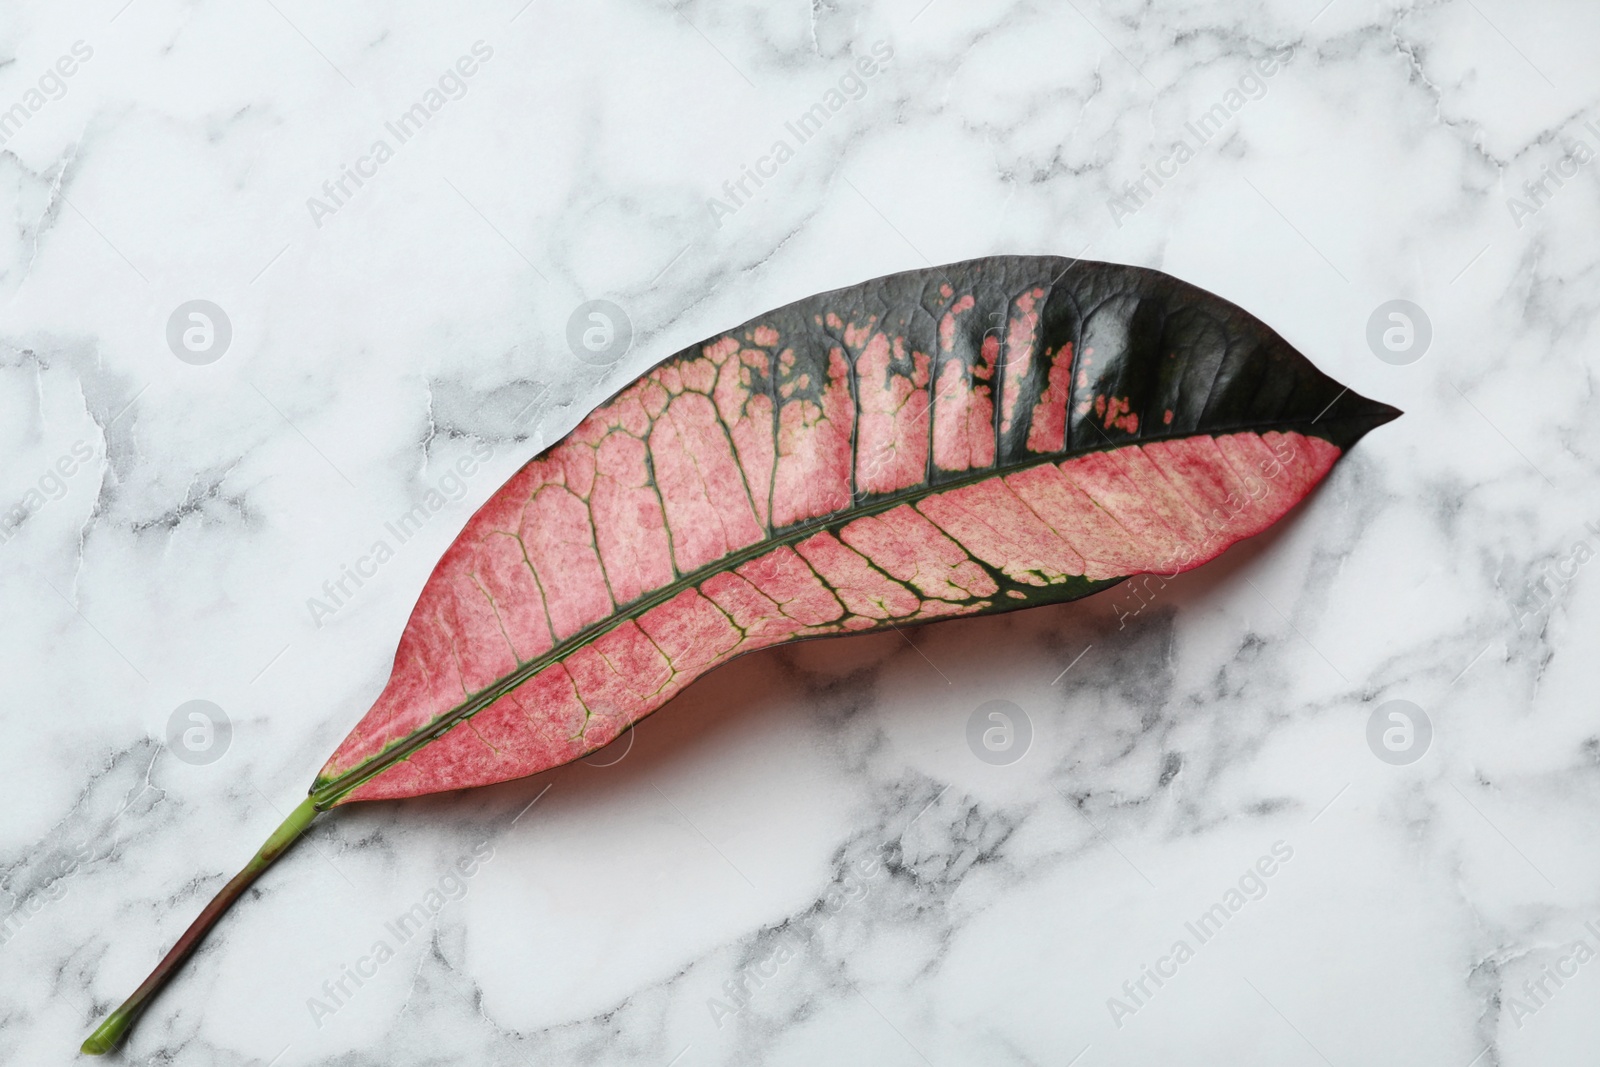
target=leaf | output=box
[311,254,1398,806]
[81,255,1397,1054]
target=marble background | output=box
[2,0,1597,1063]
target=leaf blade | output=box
[313,256,1397,805]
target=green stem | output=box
[80,796,321,1056]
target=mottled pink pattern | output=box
[319,307,1342,803]
[714,347,776,530]
[1026,342,1074,454]
[999,287,1045,435]
[771,347,853,527]
[854,332,932,494]
[932,298,996,474]
[839,505,998,602]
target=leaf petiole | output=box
[79,796,321,1055]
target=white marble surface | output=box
[2,0,1598,1064]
